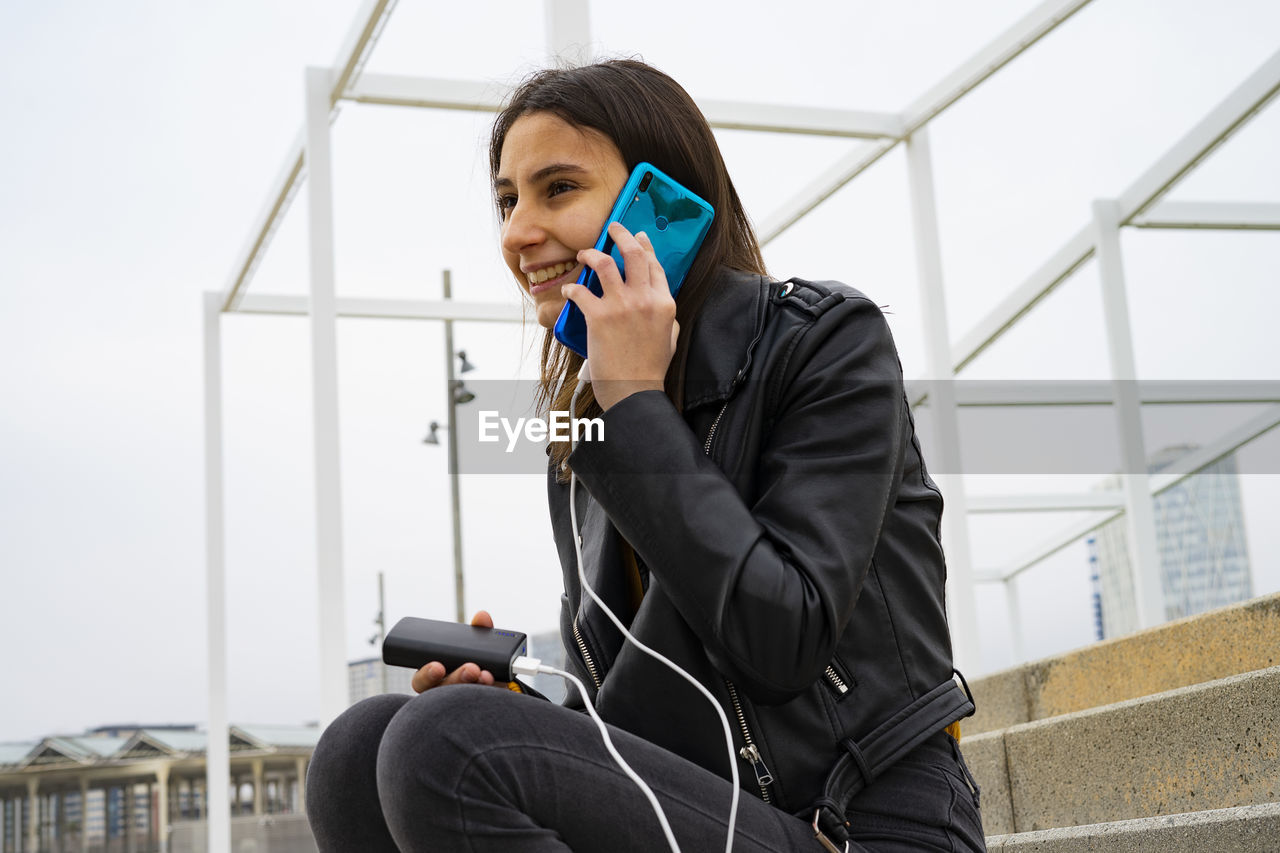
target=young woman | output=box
[307,60,986,852]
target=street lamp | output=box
[423,269,476,623]
[367,571,387,694]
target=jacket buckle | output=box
[812,809,849,853]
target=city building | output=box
[347,657,415,706]
[1087,446,1253,639]
[0,723,317,853]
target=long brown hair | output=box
[489,59,767,469]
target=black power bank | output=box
[382,616,528,682]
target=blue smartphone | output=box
[553,162,714,358]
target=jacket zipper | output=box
[824,664,850,695]
[725,679,773,802]
[703,400,730,455]
[571,615,602,691]
[705,406,774,803]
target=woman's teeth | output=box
[528,262,574,286]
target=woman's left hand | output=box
[561,222,679,411]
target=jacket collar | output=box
[681,268,773,410]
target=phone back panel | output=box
[553,163,714,357]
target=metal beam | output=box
[545,0,591,66]
[979,403,1280,584]
[305,67,349,728]
[235,293,524,322]
[759,0,1094,246]
[1094,198,1165,629]
[344,72,904,139]
[1118,49,1280,223]
[343,73,506,112]
[220,133,305,313]
[903,379,1280,408]
[905,127,980,673]
[201,292,230,853]
[950,225,1095,374]
[949,48,1280,374]
[1147,404,1280,495]
[220,0,398,312]
[901,0,1096,135]
[759,139,897,245]
[329,0,400,109]
[1131,200,1280,230]
[967,492,1125,513]
[699,100,902,139]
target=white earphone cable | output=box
[563,362,741,853]
[512,656,681,853]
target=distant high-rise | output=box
[348,657,415,706]
[1087,446,1253,639]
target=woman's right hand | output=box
[410,610,499,693]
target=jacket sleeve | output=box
[566,293,907,704]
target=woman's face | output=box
[496,111,630,328]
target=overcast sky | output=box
[2,0,1278,743]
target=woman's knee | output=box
[374,687,530,791]
[308,693,412,805]
[306,694,412,851]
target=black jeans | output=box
[306,687,985,852]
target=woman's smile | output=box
[524,260,584,295]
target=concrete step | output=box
[963,665,1280,835]
[985,802,1280,852]
[966,592,1280,736]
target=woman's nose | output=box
[501,201,543,255]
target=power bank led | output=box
[382,616,528,682]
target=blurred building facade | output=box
[347,657,415,706]
[1088,446,1253,639]
[0,723,317,853]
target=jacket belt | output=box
[811,673,976,850]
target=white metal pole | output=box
[201,291,231,853]
[904,127,981,674]
[544,0,591,65]
[1092,199,1165,630]
[305,66,350,726]
[1005,576,1025,664]
[442,271,466,624]
[376,571,388,693]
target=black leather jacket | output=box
[547,269,971,815]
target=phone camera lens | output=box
[638,172,653,192]
[655,215,669,231]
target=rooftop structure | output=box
[0,724,317,853]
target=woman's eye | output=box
[548,180,576,198]
[496,194,516,217]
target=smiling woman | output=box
[304,59,985,853]
[495,111,629,329]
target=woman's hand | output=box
[410,610,499,693]
[562,223,679,411]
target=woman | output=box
[307,59,985,852]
